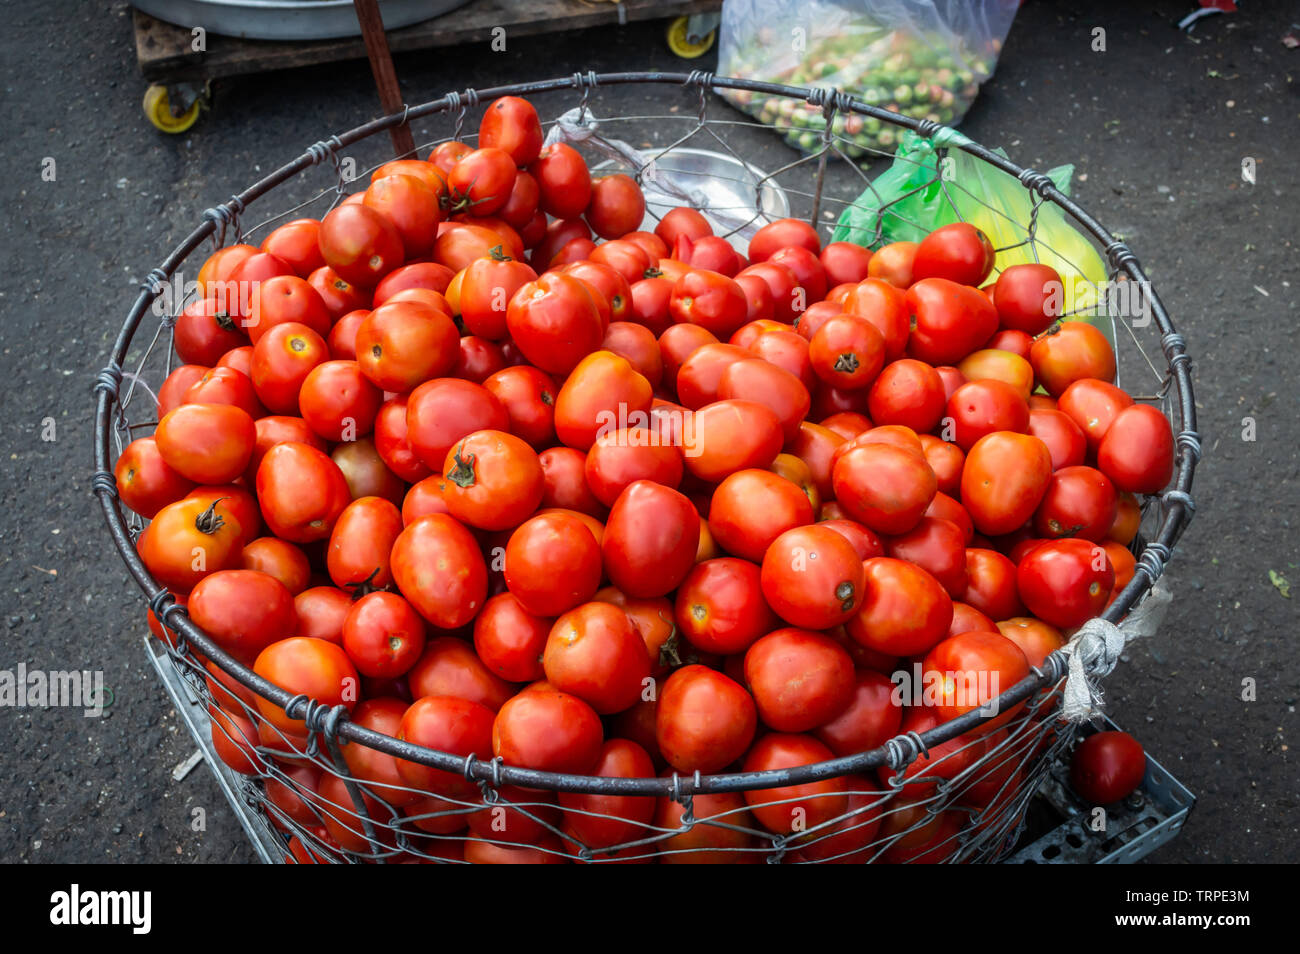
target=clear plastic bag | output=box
[718,0,1019,157]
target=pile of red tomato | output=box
[114,94,1174,863]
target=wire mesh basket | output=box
[93,71,1199,864]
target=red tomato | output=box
[744,628,855,732]
[584,429,683,508]
[738,261,803,324]
[155,403,255,485]
[586,174,646,240]
[364,174,440,258]
[326,495,403,589]
[505,511,603,617]
[996,617,1066,669]
[318,203,404,288]
[654,207,712,248]
[922,630,1029,723]
[814,670,902,757]
[912,222,995,286]
[760,524,866,630]
[993,263,1063,334]
[256,441,352,543]
[906,277,999,366]
[389,514,489,628]
[832,441,936,535]
[1033,465,1119,542]
[886,516,968,598]
[1027,407,1088,471]
[1017,538,1114,628]
[397,695,496,798]
[1030,321,1117,396]
[538,446,605,517]
[1058,378,1134,454]
[543,601,651,714]
[748,218,821,263]
[601,321,663,387]
[960,431,1053,536]
[603,481,700,599]
[239,537,309,594]
[529,143,592,219]
[188,568,296,664]
[156,364,210,419]
[441,429,544,531]
[308,265,371,319]
[493,688,605,774]
[946,379,1031,451]
[506,272,605,375]
[819,241,873,286]
[354,300,459,393]
[866,358,946,433]
[963,548,1025,620]
[114,437,194,519]
[669,269,749,339]
[554,350,653,450]
[174,297,249,366]
[656,665,756,773]
[808,315,885,392]
[298,360,382,441]
[675,558,777,655]
[848,557,952,656]
[405,377,508,470]
[446,147,518,217]
[474,593,551,683]
[408,636,513,712]
[254,636,358,734]
[709,469,813,563]
[342,591,426,678]
[479,96,544,166]
[557,738,656,848]
[1071,731,1146,804]
[373,261,454,305]
[742,734,847,835]
[294,586,352,644]
[1097,404,1175,494]
[682,399,783,483]
[841,278,911,360]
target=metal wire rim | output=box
[93,70,1198,800]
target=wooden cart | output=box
[133,0,723,133]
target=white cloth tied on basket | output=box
[1059,584,1172,723]
[543,107,762,240]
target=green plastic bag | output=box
[833,128,1108,316]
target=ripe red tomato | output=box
[474,593,551,683]
[506,272,605,375]
[155,403,255,485]
[842,278,911,361]
[1097,404,1175,494]
[298,360,382,441]
[294,586,352,644]
[814,670,902,757]
[504,511,603,617]
[748,218,821,263]
[656,664,756,773]
[543,601,651,714]
[742,734,847,835]
[326,495,403,589]
[922,630,1030,724]
[865,358,945,434]
[1033,465,1119,542]
[848,557,953,656]
[655,790,759,863]
[1027,407,1088,471]
[318,203,405,288]
[709,469,812,563]
[583,428,683,507]
[832,441,936,535]
[188,568,296,664]
[744,628,855,732]
[254,636,358,734]
[529,143,592,219]
[1029,321,1117,396]
[906,277,999,366]
[493,688,605,774]
[960,431,1053,536]
[1071,731,1146,804]
[342,591,426,678]
[248,321,328,415]
[405,377,508,470]
[684,399,784,483]
[1017,538,1114,628]
[479,96,544,166]
[993,263,1063,334]
[946,379,1031,451]
[255,441,351,543]
[808,315,885,392]
[819,241,873,286]
[1058,378,1134,454]
[886,516,968,598]
[602,481,700,599]
[390,514,489,628]
[408,636,513,711]
[655,207,712,248]
[912,222,995,287]
[397,695,496,799]
[446,147,518,217]
[996,617,1066,669]
[354,300,459,393]
[553,350,653,450]
[174,297,249,366]
[586,174,646,240]
[558,738,657,848]
[760,524,866,630]
[364,174,441,258]
[669,269,749,339]
[308,265,371,319]
[675,558,777,655]
[114,437,194,519]
[239,537,310,594]
[442,429,544,531]
[181,365,264,419]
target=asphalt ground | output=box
[0,0,1295,864]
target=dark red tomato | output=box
[479,365,555,449]
[584,429,683,508]
[808,315,886,392]
[372,262,454,305]
[529,143,592,219]
[1071,731,1146,804]
[1058,378,1135,455]
[865,358,946,434]
[603,481,700,599]
[924,491,974,545]
[987,328,1034,360]
[498,169,541,229]
[1030,321,1117,396]
[369,397,429,484]
[817,518,884,560]
[946,379,1031,451]
[847,557,952,656]
[1097,404,1175,494]
[364,174,440,258]
[400,474,450,526]
[506,271,604,375]
[907,277,999,366]
[842,279,911,361]
[333,697,417,807]
[788,782,888,863]
[442,147,516,218]
[318,203,405,288]
[223,251,295,325]
[874,706,989,798]
[738,261,802,324]
[493,688,605,774]
[886,516,968,598]
[832,442,936,536]
[748,218,821,263]
[963,548,1025,620]
[669,269,749,339]
[504,511,603,617]
[474,593,550,683]
[760,524,866,630]
[819,241,873,286]
[405,377,508,470]
[174,297,248,366]
[629,276,675,335]
[249,322,328,415]
[961,431,1053,536]
[586,174,646,240]
[396,695,496,799]
[188,569,296,664]
[949,600,996,638]
[155,403,255,485]
[557,739,656,848]
[479,95,544,165]
[114,436,194,519]
[993,263,1063,334]
[342,591,426,678]
[182,365,264,419]
[923,630,1029,724]
[528,217,590,270]
[1027,407,1088,471]
[209,704,263,776]
[537,446,605,517]
[1033,465,1118,542]
[742,734,847,835]
[389,514,489,629]
[655,790,759,863]
[442,429,544,532]
[656,665,756,773]
[654,207,712,248]
[814,670,901,757]
[744,628,855,733]
[912,222,995,287]
[407,637,513,714]
[718,357,810,445]
[253,636,358,735]
[1017,538,1114,628]
[543,601,650,714]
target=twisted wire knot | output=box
[1135,541,1172,584]
[90,470,118,497]
[1105,240,1137,269]
[884,730,928,773]
[1162,489,1196,522]
[914,117,942,139]
[1017,167,1054,196]
[140,267,168,297]
[683,70,714,89]
[1176,429,1203,464]
[93,364,122,398]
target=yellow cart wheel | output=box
[666,16,716,59]
[143,85,202,134]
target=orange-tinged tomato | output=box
[960,431,1053,536]
[254,637,359,734]
[354,299,460,393]
[553,350,653,451]
[390,514,489,629]
[256,441,352,543]
[137,495,245,594]
[155,403,256,485]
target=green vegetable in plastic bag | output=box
[833,128,1108,316]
